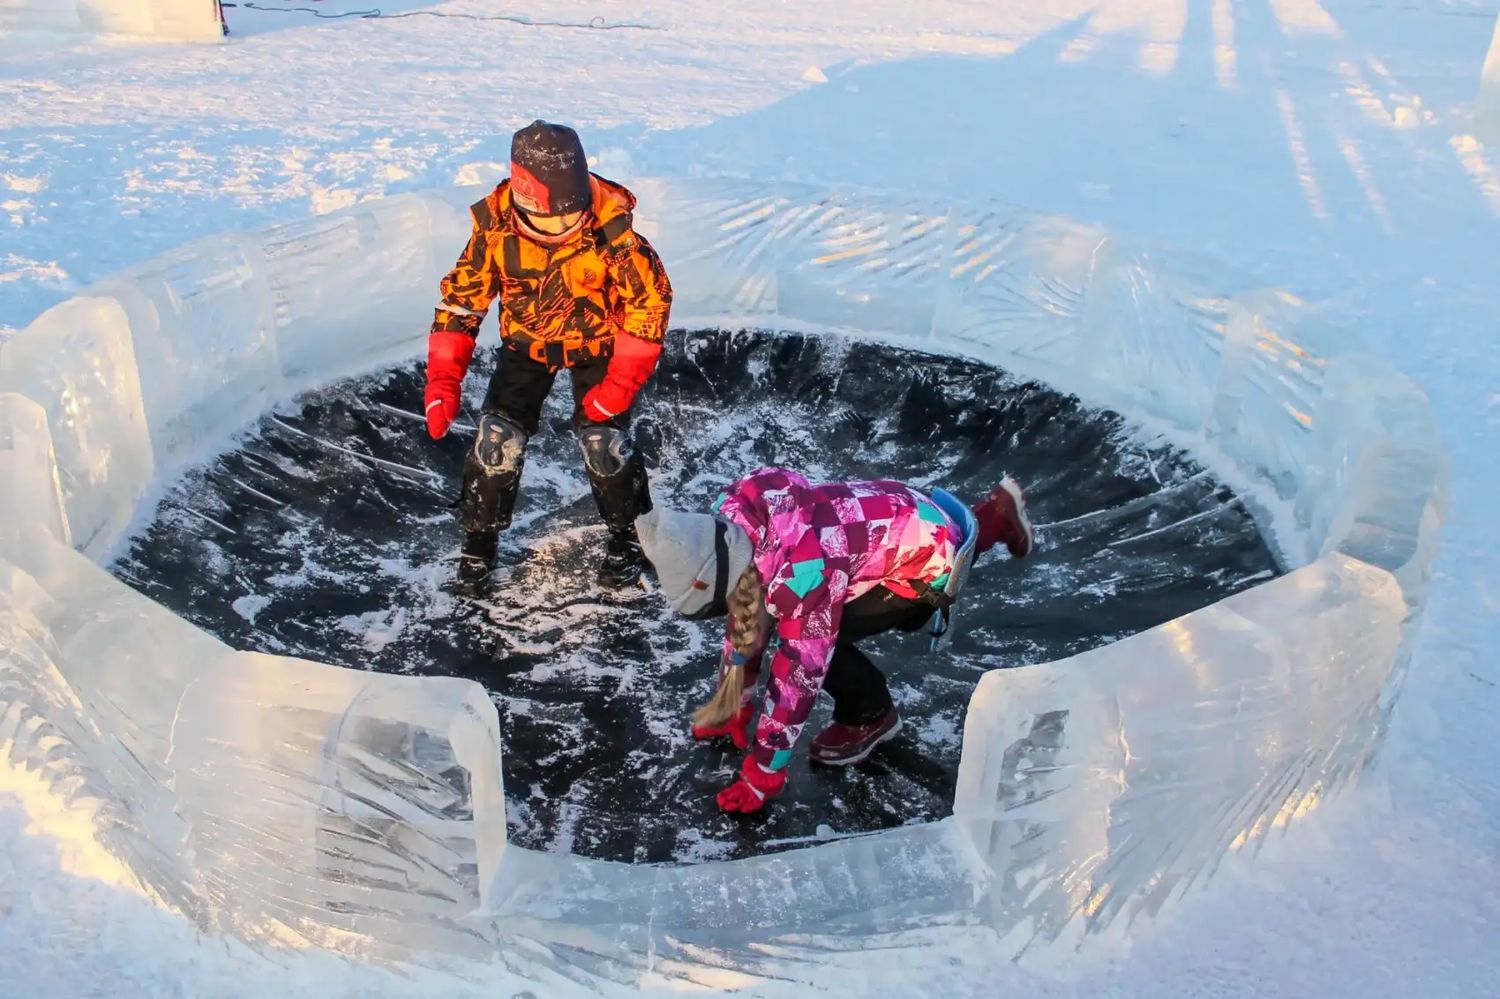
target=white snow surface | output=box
[1,1,1498,995]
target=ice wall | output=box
[0,0,223,40]
[0,178,1445,977]
[0,194,498,964]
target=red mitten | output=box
[582,332,662,422]
[691,705,754,750]
[580,376,633,423]
[715,755,787,814]
[425,380,460,439]
[425,331,475,439]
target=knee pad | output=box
[474,414,528,474]
[578,424,632,478]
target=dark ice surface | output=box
[113,328,1281,864]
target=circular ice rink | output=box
[114,328,1280,863]
[0,180,1444,976]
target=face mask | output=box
[513,206,587,245]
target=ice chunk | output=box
[166,652,503,958]
[772,185,947,340]
[487,820,980,982]
[0,296,153,558]
[931,208,1105,381]
[91,236,279,469]
[1300,354,1448,605]
[1,529,504,962]
[633,176,780,318]
[259,192,466,392]
[0,393,71,549]
[1075,240,1254,431]
[1208,289,1348,506]
[0,535,219,908]
[954,554,1406,958]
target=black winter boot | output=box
[457,530,499,596]
[455,415,527,595]
[597,529,647,589]
[578,424,653,589]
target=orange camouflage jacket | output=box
[431,175,672,366]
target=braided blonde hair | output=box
[691,563,768,727]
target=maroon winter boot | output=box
[972,475,1035,558]
[809,707,903,766]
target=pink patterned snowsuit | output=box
[714,467,962,769]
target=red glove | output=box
[692,705,754,750]
[425,331,475,439]
[582,332,662,422]
[715,755,787,814]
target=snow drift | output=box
[0,178,1446,980]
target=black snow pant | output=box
[458,343,651,538]
[822,586,933,726]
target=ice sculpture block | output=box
[1304,355,1447,604]
[483,820,980,985]
[1208,289,1345,507]
[770,186,948,340]
[631,177,781,318]
[0,394,71,549]
[1074,240,1256,432]
[90,236,280,469]
[0,526,230,909]
[954,554,1407,957]
[1,531,505,962]
[165,652,504,958]
[0,296,153,558]
[0,178,1447,977]
[260,192,466,390]
[930,207,1105,382]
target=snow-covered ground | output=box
[1,0,1497,994]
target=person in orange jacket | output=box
[424,121,673,591]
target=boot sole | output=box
[810,717,903,767]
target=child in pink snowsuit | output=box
[635,466,1034,814]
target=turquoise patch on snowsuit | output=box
[783,558,826,598]
[916,501,947,526]
[767,749,793,771]
[931,571,951,590]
